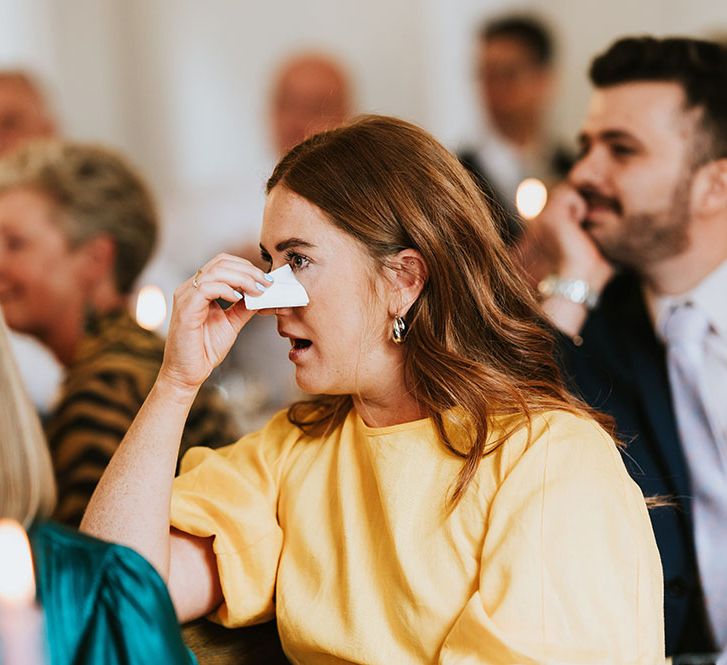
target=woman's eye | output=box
[288,253,310,271]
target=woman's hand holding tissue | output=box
[158,253,274,397]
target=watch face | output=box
[537,276,597,309]
[568,281,587,303]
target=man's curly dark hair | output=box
[590,37,727,163]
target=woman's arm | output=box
[169,529,223,622]
[80,379,224,621]
[80,376,197,577]
[81,254,271,609]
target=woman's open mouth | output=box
[289,337,312,362]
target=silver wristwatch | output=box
[537,275,600,310]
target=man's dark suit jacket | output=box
[457,150,522,245]
[458,146,574,246]
[555,271,715,656]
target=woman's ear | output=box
[76,234,117,284]
[386,249,428,317]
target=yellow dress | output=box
[171,409,664,664]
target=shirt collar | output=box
[646,258,727,341]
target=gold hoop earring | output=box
[392,315,407,344]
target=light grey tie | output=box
[662,303,727,649]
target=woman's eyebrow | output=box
[259,238,317,254]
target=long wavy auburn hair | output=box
[267,115,599,505]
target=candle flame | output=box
[135,285,168,331]
[515,178,548,220]
[0,520,36,605]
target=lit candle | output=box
[515,177,548,220]
[0,520,46,665]
[135,284,168,331]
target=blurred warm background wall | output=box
[2,0,725,217]
[1,0,725,413]
[1,0,725,423]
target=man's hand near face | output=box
[516,184,614,337]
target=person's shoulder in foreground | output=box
[29,521,196,665]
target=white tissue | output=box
[244,264,309,310]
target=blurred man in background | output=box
[228,52,353,265]
[222,51,355,431]
[125,51,355,432]
[0,71,56,156]
[520,36,727,659]
[269,52,352,158]
[459,15,573,243]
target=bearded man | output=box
[518,37,727,660]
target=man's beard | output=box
[579,174,692,270]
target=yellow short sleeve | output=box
[171,411,299,627]
[441,413,665,664]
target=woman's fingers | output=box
[194,281,244,304]
[172,279,245,326]
[194,268,268,297]
[203,254,271,284]
[186,255,273,300]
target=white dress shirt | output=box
[647,259,727,449]
[647,258,727,649]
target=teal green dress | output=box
[28,521,196,665]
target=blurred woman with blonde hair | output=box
[0,306,194,663]
[0,309,56,527]
[84,116,664,663]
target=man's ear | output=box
[76,234,117,284]
[386,249,428,317]
[692,158,727,217]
